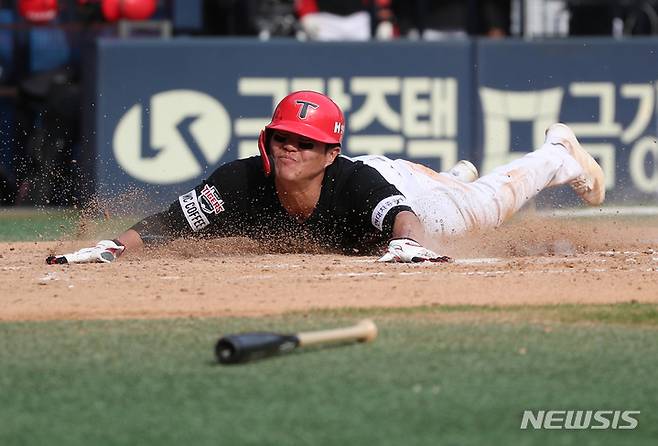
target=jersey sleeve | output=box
[342,163,413,237]
[130,158,261,242]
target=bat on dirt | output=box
[215,319,378,364]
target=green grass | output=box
[1,305,657,446]
[0,208,138,241]
[317,302,658,327]
[0,208,79,241]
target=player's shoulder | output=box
[217,156,263,174]
[328,155,374,176]
[208,156,265,182]
[325,155,394,194]
[334,155,393,177]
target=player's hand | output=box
[46,240,125,265]
[377,238,452,263]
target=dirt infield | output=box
[2,216,658,321]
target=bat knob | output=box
[215,340,237,363]
[357,319,378,342]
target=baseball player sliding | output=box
[47,90,604,264]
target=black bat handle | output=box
[215,332,301,364]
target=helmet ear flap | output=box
[258,129,272,176]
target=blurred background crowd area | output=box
[2,0,658,207]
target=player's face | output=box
[270,130,339,183]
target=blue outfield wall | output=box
[89,38,658,207]
[477,38,658,204]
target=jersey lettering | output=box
[179,190,210,231]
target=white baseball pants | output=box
[354,143,584,236]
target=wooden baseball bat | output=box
[215,319,377,364]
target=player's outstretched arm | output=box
[45,160,237,266]
[377,211,452,263]
[46,226,146,265]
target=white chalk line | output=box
[328,272,386,278]
[454,258,503,265]
[267,257,506,268]
[254,255,634,271]
[220,266,658,282]
[221,254,658,282]
[540,206,658,218]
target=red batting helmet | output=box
[258,90,345,176]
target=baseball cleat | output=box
[446,160,479,183]
[545,123,605,206]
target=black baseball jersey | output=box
[131,156,412,254]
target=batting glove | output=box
[46,240,125,265]
[377,238,452,263]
